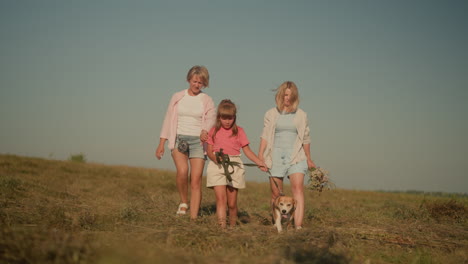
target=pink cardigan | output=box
[160,89,216,150]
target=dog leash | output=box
[214,149,283,197]
[215,148,258,182]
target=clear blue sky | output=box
[1,0,467,193]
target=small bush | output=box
[382,200,425,220]
[423,199,467,223]
[79,210,98,230]
[69,153,86,163]
[0,177,22,191]
[120,205,139,222]
[45,206,73,229]
[0,177,23,199]
[0,226,94,263]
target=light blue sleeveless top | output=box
[273,112,297,151]
[270,112,308,176]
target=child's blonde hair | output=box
[186,65,210,88]
[212,99,238,142]
[275,81,299,112]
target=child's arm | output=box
[258,138,267,162]
[242,145,268,171]
[206,144,218,164]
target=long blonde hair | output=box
[275,81,299,112]
[212,99,238,142]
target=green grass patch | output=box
[0,154,467,264]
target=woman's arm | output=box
[303,143,316,169]
[258,138,267,161]
[202,95,216,132]
[301,110,315,169]
[160,92,179,140]
[156,138,167,160]
[200,130,209,142]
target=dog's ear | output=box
[292,199,297,211]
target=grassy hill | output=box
[1,154,467,263]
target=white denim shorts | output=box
[206,156,245,189]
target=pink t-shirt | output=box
[207,126,250,155]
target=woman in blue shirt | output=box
[258,81,316,230]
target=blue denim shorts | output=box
[270,156,309,178]
[175,134,206,159]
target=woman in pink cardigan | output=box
[156,65,216,219]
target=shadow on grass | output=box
[250,212,272,226]
[198,205,264,225]
[238,210,251,224]
[199,203,216,217]
[284,246,349,264]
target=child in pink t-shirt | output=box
[206,99,267,229]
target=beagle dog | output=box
[272,195,296,233]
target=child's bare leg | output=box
[214,186,227,228]
[226,186,238,228]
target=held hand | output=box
[258,155,264,162]
[200,130,208,142]
[208,155,218,164]
[155,145,164,160]
[307,159,316,170]
[257,161,268,172]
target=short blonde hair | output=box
[275,81,299,112]
[186,65,210,88]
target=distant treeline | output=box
[378,190,468,198]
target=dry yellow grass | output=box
[1,154,467,263]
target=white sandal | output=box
[176,203,188,215]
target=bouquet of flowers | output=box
[307,167,334,193]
